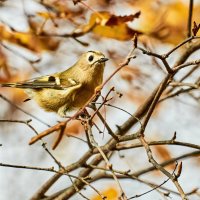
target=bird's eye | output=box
[88,55,94,62]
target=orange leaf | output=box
[0,72,31,104]
[0,50,11,78]
[37,12,57,19]
[91,187,118,200]
[0,25,59,52]
[131,0,200,44]
[153,146,174,170]
[105,11,141,26]
[73,11,141,40]
[126,91,146,106]
[154,145,172,161]
[120,66,143,83]
[64,120,83,136]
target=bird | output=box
[0,51,108,117]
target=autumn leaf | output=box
[105,12,141,26]
[0,72,31,104]
[120,66,143,83]
[73,11,141,40]
[154,145,171,161]
[153,145,175,170]
[91,187,118,200]
[64,120,83,136]
[192,21,200,36]
[0,25,59,52]
[130,0,200,44]
[126,91,146,106]
[37,12,59,20]
[36,0,85,26]
[0,49,11,78]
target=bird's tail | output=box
[0,82,28,88]
[1,82,64,89]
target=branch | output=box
[116,139,200,151]
[30,37,200,199]
[28,48,136,148]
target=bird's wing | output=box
[1,72,81,90]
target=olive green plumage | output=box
[1,51,108,117]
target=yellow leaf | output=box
[73,11,141,40]
[91,187,118,200]
[37,12,56,19]
[131,0,200,44]
[93,23,136,40]
[0,50,11,78]
[0,25,59,52]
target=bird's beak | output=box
[98,57,109,63]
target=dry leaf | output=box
[153,145,175,170]
[131,0,200,44]
[105,11,141,26]
[0,25,59,52]
[192,21,200,36]
[37,0,85,22]
[154,145,171,161]
[37,12,57,20]
[0,72,31,104]
[73,11,141,40]
[91,187,118,200]
[126,91,146,105]
[0,50,11,78]
[120,66,143,83]
[64,120,83,136]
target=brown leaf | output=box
[120,66,142,83]
[126,91,146,105]
[73,11,141,40]
[176,162,182,178]
[64,120,83,136]
[192,21,200,36]
[154,145,171,160]
[106,11,141,26]
[153,145,174,170]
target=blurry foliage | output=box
[1,0,200,54]
[154,145,172,163]
[0,71,30,104]
[0,24,59,52]
[120,66,143,83]
[125,91,146,106]
[192,21,200,36]
[131,0,200,44]
[0,49,10,77]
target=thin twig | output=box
[139,137,187,199]
[116,139,200,150]
[187,0,194,38]
[0,94,50,127]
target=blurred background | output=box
[0,0,200,199]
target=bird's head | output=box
[77,51,109,71]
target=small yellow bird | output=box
[1,51,108,117]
